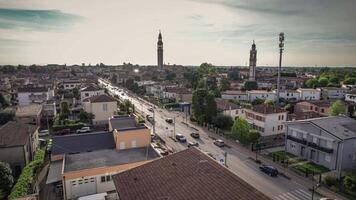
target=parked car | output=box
[54,128,71,135]
[175,133,186,142]
[190,132,200,139]
[187,141,199,147]
[157,148,169,156]
[76,127,91,133]
[213,139,225,147]
[165,118,173,123]
[38,129,49,137]
[259,165,279,177]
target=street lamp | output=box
[311,183,320,200]
[276,32,285,106]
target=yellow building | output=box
[83,94,117,125]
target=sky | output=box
[0,0,356,67]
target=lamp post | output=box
[311,183,320,200]
[277,32,285,106]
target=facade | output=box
[249,41,257,81]
[275,90,300,102]
[215,98,244,119]
[297,88,321,101]
[0,121,38,177]
[83,95,117,125]
[63,80,82,90]
[221,90,248,101]
[294,101,334,117]
[244,104,287,137]
[247,90,276,102]
[80,84,105,101]
[321,87,348,100]
[285,116,356,175]
[345,91,356,103]
[17,86,54,106]
[157,31,163,71]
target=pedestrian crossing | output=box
[274,189,312,200]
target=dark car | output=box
[54,128,71,135]
[187,141,199,147]
[175,133,187,142]
[213,139,225,147]
[259,165,279,177]
[190,132,200,139]
[165,118,173,123]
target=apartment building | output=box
[285,116,356,175]
[274,90,300,102]
[321,87,348,100]
[247,90,276,102]
[83,94,117,125]
[221,90,248,101]
[297,88,321,101]
[80,84,105,101]
[17,86,54,106]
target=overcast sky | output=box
[0,0,355,66]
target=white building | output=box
[345,91,356,103]
[221,90,248,101]
[247,90,276,102]
[83,95,117,125]
[215,98,244,119]
[274,90,300,101]
[321,87,348,100]
[297,88,321,101]
[17,86,54,106]
[80,85,105,102]
[244,104,287,137]
[63,80,82,90]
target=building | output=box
[157,31,163,70]
[83,94,117,125]
[249,41,257,81]
[16,104,42,126]
[221,90,248,101]
[285,116,356,175]
[80,84,105,101]
[345,91,356,103]
[0,121,38,177]
[275,90,300,102]
[162,87,192,103]
[321,87,348,100]
[297,88,321,101]
[216,98,244,119]
[294,100,338,117]
[112,147,270,200]
[244,104,287,137]
[62,80,82,90]
[17,86,54,106]
[109,115,150,150]
[247,90,276,102]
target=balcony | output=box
[308,142,333,154]
[287,135,307,145]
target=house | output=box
[275,90,300,102]
[345,91,356,103]
[247,90,276,102]
[62,80,82,90]
[297,88,321,101]
[294,100,341,117]
[163,87,192,103]
[285,116,356,175]
[17,86,54,106]
[112,147,271,200]
[109,115,150,150]
[0,121,38,177]
[80,84,105,102]
[215,98,244,119]
[16,104,43,126]
[321,87,348,100]
[221,90,248,101]
[244,104,287,137]
[83,94,117,125]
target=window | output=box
[103,103,108,111]
[131,140,137,148]
[120,142,125,150]
[326,141,332,149]
[313,136,318,144]
[292,130,297,137]
[85,93,89,97]
[291,143,296,150]
[321,108,325,113]
[101,176,106,183]
[325,155,331,162]
[106,175,111,182]
[310,106,313,110]
[273,126,275,131]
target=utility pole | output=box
[152,110,156,135]
[173,116,176,138]
[277,32,285,106]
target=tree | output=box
[72,88,80,100]
[192,89,207,124]
[0,162,14,197]
[205,91,217,124]
[198,63,216,76]
[305,78,319,88]
[264,99,275,106]
[244,81,258,90]
[344,77,356,85]
[252,98,264,106]
[343,175,356,192]
[247,130,261,144]
[318,77,329,87]
[79,111,95,124]
[59,101,70,120]
[219,78,230,91]
[231,117,250,144]
[0,93,9,109]
[0,109,15,125]
[165,72,176,81]
[214,114,233,129]
[330,100,346,116]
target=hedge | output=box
[52,122,86,131]
[8,149,45,200]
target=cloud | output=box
[0,8,84,31]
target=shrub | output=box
[324,175,338,187]
[52,122,86,132]
[343,175,356,192]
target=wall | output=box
[0,146,27,176]
[80,90,105,102]
[84,101,117,125]
[113,128,150,150]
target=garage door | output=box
[70,177,96,199]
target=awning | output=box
[46,160,63,184]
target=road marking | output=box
[274,189,312,200]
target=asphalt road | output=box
[100,79,322,200]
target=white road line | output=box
[294,189,311,198]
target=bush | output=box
[8,149,45,200]
[0,109,15,125]
[324,175,338,187]
[52,122,86,132]
[343,175,356,192]
[214,114,233,129]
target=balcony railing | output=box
[308,142,333,154]
[287,135,307,145]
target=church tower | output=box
[249,41,257,81]
[157,31,163,70]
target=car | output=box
[187,141,199,147]
[76,127,91,133]
[190,132,200,139]
[175,133,187,142]
[259,165,279,177]
[38,129,49,137]
[214,139,225,147]
[165,118,173,123]
[54,128,71,135]
[148,107,154,112]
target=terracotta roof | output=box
[215,98,241,111]
[251,104,285,114]
[297,100,332,107]
[83,94,116,103]
[113,148,271,200]
[0,121,36,147]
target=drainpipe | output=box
[338,142,344,179]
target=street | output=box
[100,79,321,200]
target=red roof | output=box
[113,147,271,200]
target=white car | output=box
[38,130,49,137]
[76,127,91,133]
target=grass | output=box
[267,150,303,165]
[293,162,329,174]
